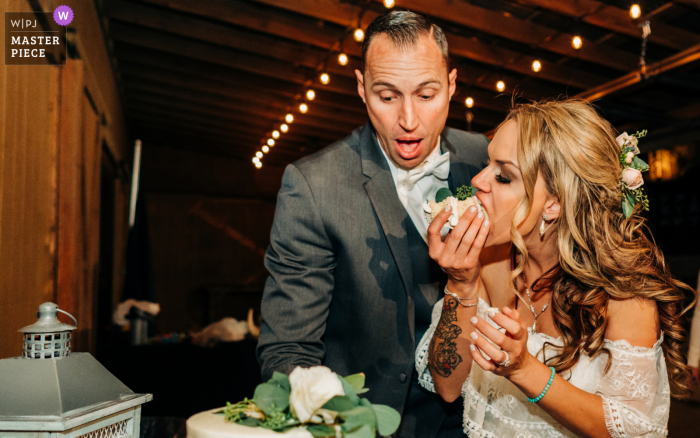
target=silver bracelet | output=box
[444,286,479,307]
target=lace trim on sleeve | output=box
[597,334,669,437]
[415,298,445,393]
[602,397,667,438]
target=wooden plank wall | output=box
[140,145,285,333]
[0,0,129,359]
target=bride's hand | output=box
[427,205,489,292]
[467,307,536,379]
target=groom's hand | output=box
[427,204,490,291]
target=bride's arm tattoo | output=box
[428,297,463,377]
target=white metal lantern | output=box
[0,302,152,437]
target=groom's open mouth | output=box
[395,137,423,160]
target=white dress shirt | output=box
[375,133,450,243]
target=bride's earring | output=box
[539,214,548,238]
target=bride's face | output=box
[473,119,552,247]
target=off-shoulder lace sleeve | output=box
[415,298,444,393]
[596,336,670,438]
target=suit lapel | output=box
[360,124,415,311]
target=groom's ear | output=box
[543,193,561,221]
[448,68,457,100]
[355,69,367,104]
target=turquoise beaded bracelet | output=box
[527,366,555,403]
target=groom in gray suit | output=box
[257,11,488,438]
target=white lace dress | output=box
[416,298,671,437]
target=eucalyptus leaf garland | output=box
[220,370,401,437]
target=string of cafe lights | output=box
[253,2,645,168]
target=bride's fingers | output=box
[469,330,509,364]
[453,211,484,262]
[469,316,514,351]
[500,307,528,340]
[443,206,478,256]
[488,311,521,337]
[464,219,489,267]
[469,343,497,372]
[427,207,452,256]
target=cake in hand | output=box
[423,186,487,228]
[186,366,400,438]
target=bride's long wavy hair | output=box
[505,98,696,398]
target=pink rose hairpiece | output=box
[617,130,650,218]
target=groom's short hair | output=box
[361,11,450,72]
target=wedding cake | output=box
[423,195,487,228]
[186,409,312,438]
[185,366,400,438]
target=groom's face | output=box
[356,32,456,170]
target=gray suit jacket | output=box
[257,123,488,436]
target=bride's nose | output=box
[472,167,490,193]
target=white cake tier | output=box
[187,409,314,438]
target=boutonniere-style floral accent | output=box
[220,366,401,438]
[617,130,650,218]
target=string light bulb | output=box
[256,152,263,158]
[252,157,260,163]
[630,4,641,19]
[299,103,308,113]
[572,36,582,50]
[262,145,270,153]
[532,60,542,73]
[280,124,289,133]
[272,130,280,139]
[285,114,294,123]
[465,97,474,108]
[338,53,348,66]
[384,0,395,8]
[306,89,316,101]
[354,28,364,42]
[320,73,330,84]
[255,161,262,169]
[267,138,275,146]
[496,80,505,92]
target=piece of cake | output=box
[187,409,313,438]
[423,196,487,228]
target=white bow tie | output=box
[398,151,450,191]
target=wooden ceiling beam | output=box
[132,126,302,166]
[128,91,369,130]
[123,83,369,133]
[130,115,317,152]
[127,100,355,139]
[515,0,700,50]
[123,77,368,122]
[130,116,328,161]
[251,0,636,71]
[113,43,360,98]
[108,4,560,102]
[126,102,332,143]
[130,114,320,156]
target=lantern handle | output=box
[57,308,78,327]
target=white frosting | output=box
[187,409,313,438]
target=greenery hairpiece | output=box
[617,131,650,218]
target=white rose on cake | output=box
[289,366,345,423]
